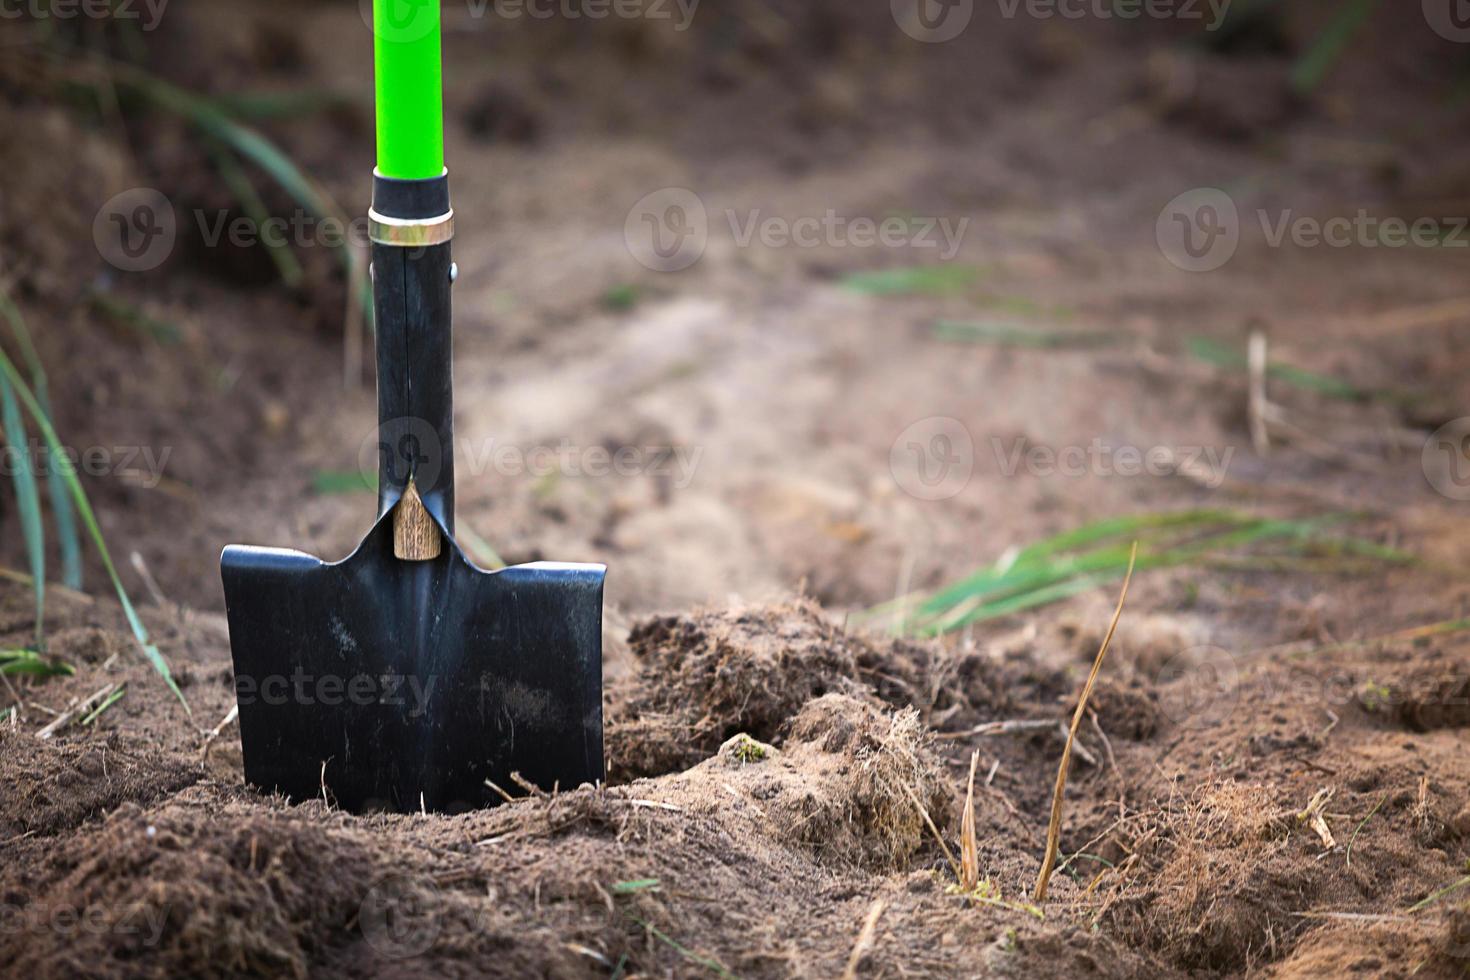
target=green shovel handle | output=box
[373,0,445,180]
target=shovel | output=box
[220,0,605,813]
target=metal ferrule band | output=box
[368,208,455,247]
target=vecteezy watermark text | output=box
[360,0,698,42]
[0,441,172,489]
[728,210,968,259]
[195,210,375,252]
[235,670,438,718]
[0,0,168,30]
[1157,187,1469,272]
[625,187,970,272]
[100,190,965,283]
[360,422,703,492]
[992,436,1235,488]
[887,419,1236,500]
[891,0,1228,43]
[995,0,1230,30]
[0,900,167,946]
[491,0,697,28]
[454,439,702,487]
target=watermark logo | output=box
[1155,644,1241,729]
[891,0,973,42]
[1446,907,1470,963]
[1424,0,1470,42]
[94,188,175,272]
[359,874,441,959]
[1423,417,1470,501]
[625,188,708,272]
[1156,188,1238,272]
[358,416,447,498]
[359,0,439,42]
[890,416,974,500]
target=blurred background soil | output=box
[1,0,1470,976]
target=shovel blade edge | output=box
[221,524,604,813]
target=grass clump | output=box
[0,294,187,713]
[864,509,1409,637]
[722,733,770,764]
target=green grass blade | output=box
[917,546,1191,635]
[886,509,1393,637]
[932,321,1115,349]
[208,140,305,289]
[1,371,45,648]
[1,648,75,678]
[0,347,189,715]
[1291,0,1380,95]
[458,523,507,571]
[87,289,183,345]
[1409,875,1470,913]
[602,284,640,312]
[842,265,983,296]
[81,686,126,725]
[211,89,353,121]
[310,469,373,495]
[0,294,81,589]
[908,510,1250,618]
[1186,336,1364,401]
[626,915,739,979]
[116,68,338,222]
[611,878,661,894]
[103,63,372,331]
[41,425,82,590]
[861,510,1227,625]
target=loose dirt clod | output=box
[1105,782,1302,972]
[606,600,869,779]
[1397,675,1470,731]
[0,731,198,839]
[606,599,1011,781]
[777,695,954,870]
[637,694,955,871]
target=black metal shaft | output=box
[370,173,455,532]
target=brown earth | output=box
[3,0,1470,976]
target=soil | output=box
[3,1,1470,977]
